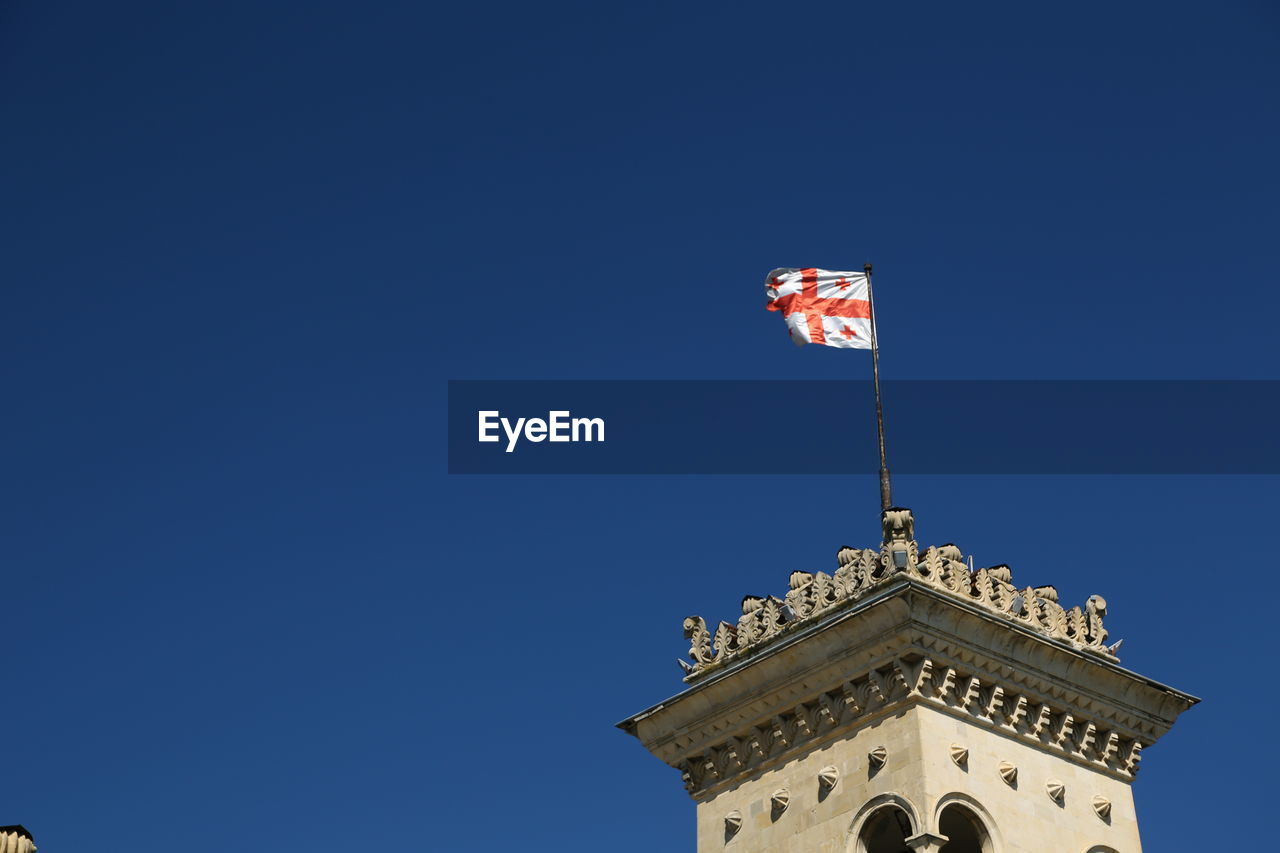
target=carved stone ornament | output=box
[0,829,35,853]
[1092,795,1112,820]
[904,832,948,851]
[818,765,839,793]
[949,743,969,767]
[724,810,743,839]
[770,788,790,818]
[678,508,1119,681]
[671,652,1154,797]
[1046,780,1066,803]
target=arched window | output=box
[858,805,914,853]
[938,803,992,853]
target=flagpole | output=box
[864,263,892,511]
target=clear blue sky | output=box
[3,2,1277,850]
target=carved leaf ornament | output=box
[680,509,1116,680]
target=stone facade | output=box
[692,706,1144,853]
[619,509,1196,853]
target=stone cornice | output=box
[619,577,1197,800]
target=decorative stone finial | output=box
[818,765,839,794]
[1046,780,1066,803]
[683,616,714,666]
[998,761,1018,785]
[882,507,915,542]
[1087,595,1109,648]
[881,508,919,575]
[949,744,968,767]
[868,746,888,770]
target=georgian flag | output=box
[765,267,873,349]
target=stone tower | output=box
[619,509,1196,853]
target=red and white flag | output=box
[765,267,873,349]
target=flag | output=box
[765,267,873,349]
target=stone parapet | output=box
[680,508,1118,683]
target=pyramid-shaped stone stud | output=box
[1092,795,1112,820]
[818,765,839,794]
[868,746,888,769]
[998,761,1017,785]
[770,788,790,820]
[1046,780,1066,803]
[724,810,743,840]
[949,744,969,767]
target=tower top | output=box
[676,507,1122,685]
[619,508,1197,852]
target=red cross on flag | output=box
[765,267,873,349]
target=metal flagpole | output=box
[864,263,892,511]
